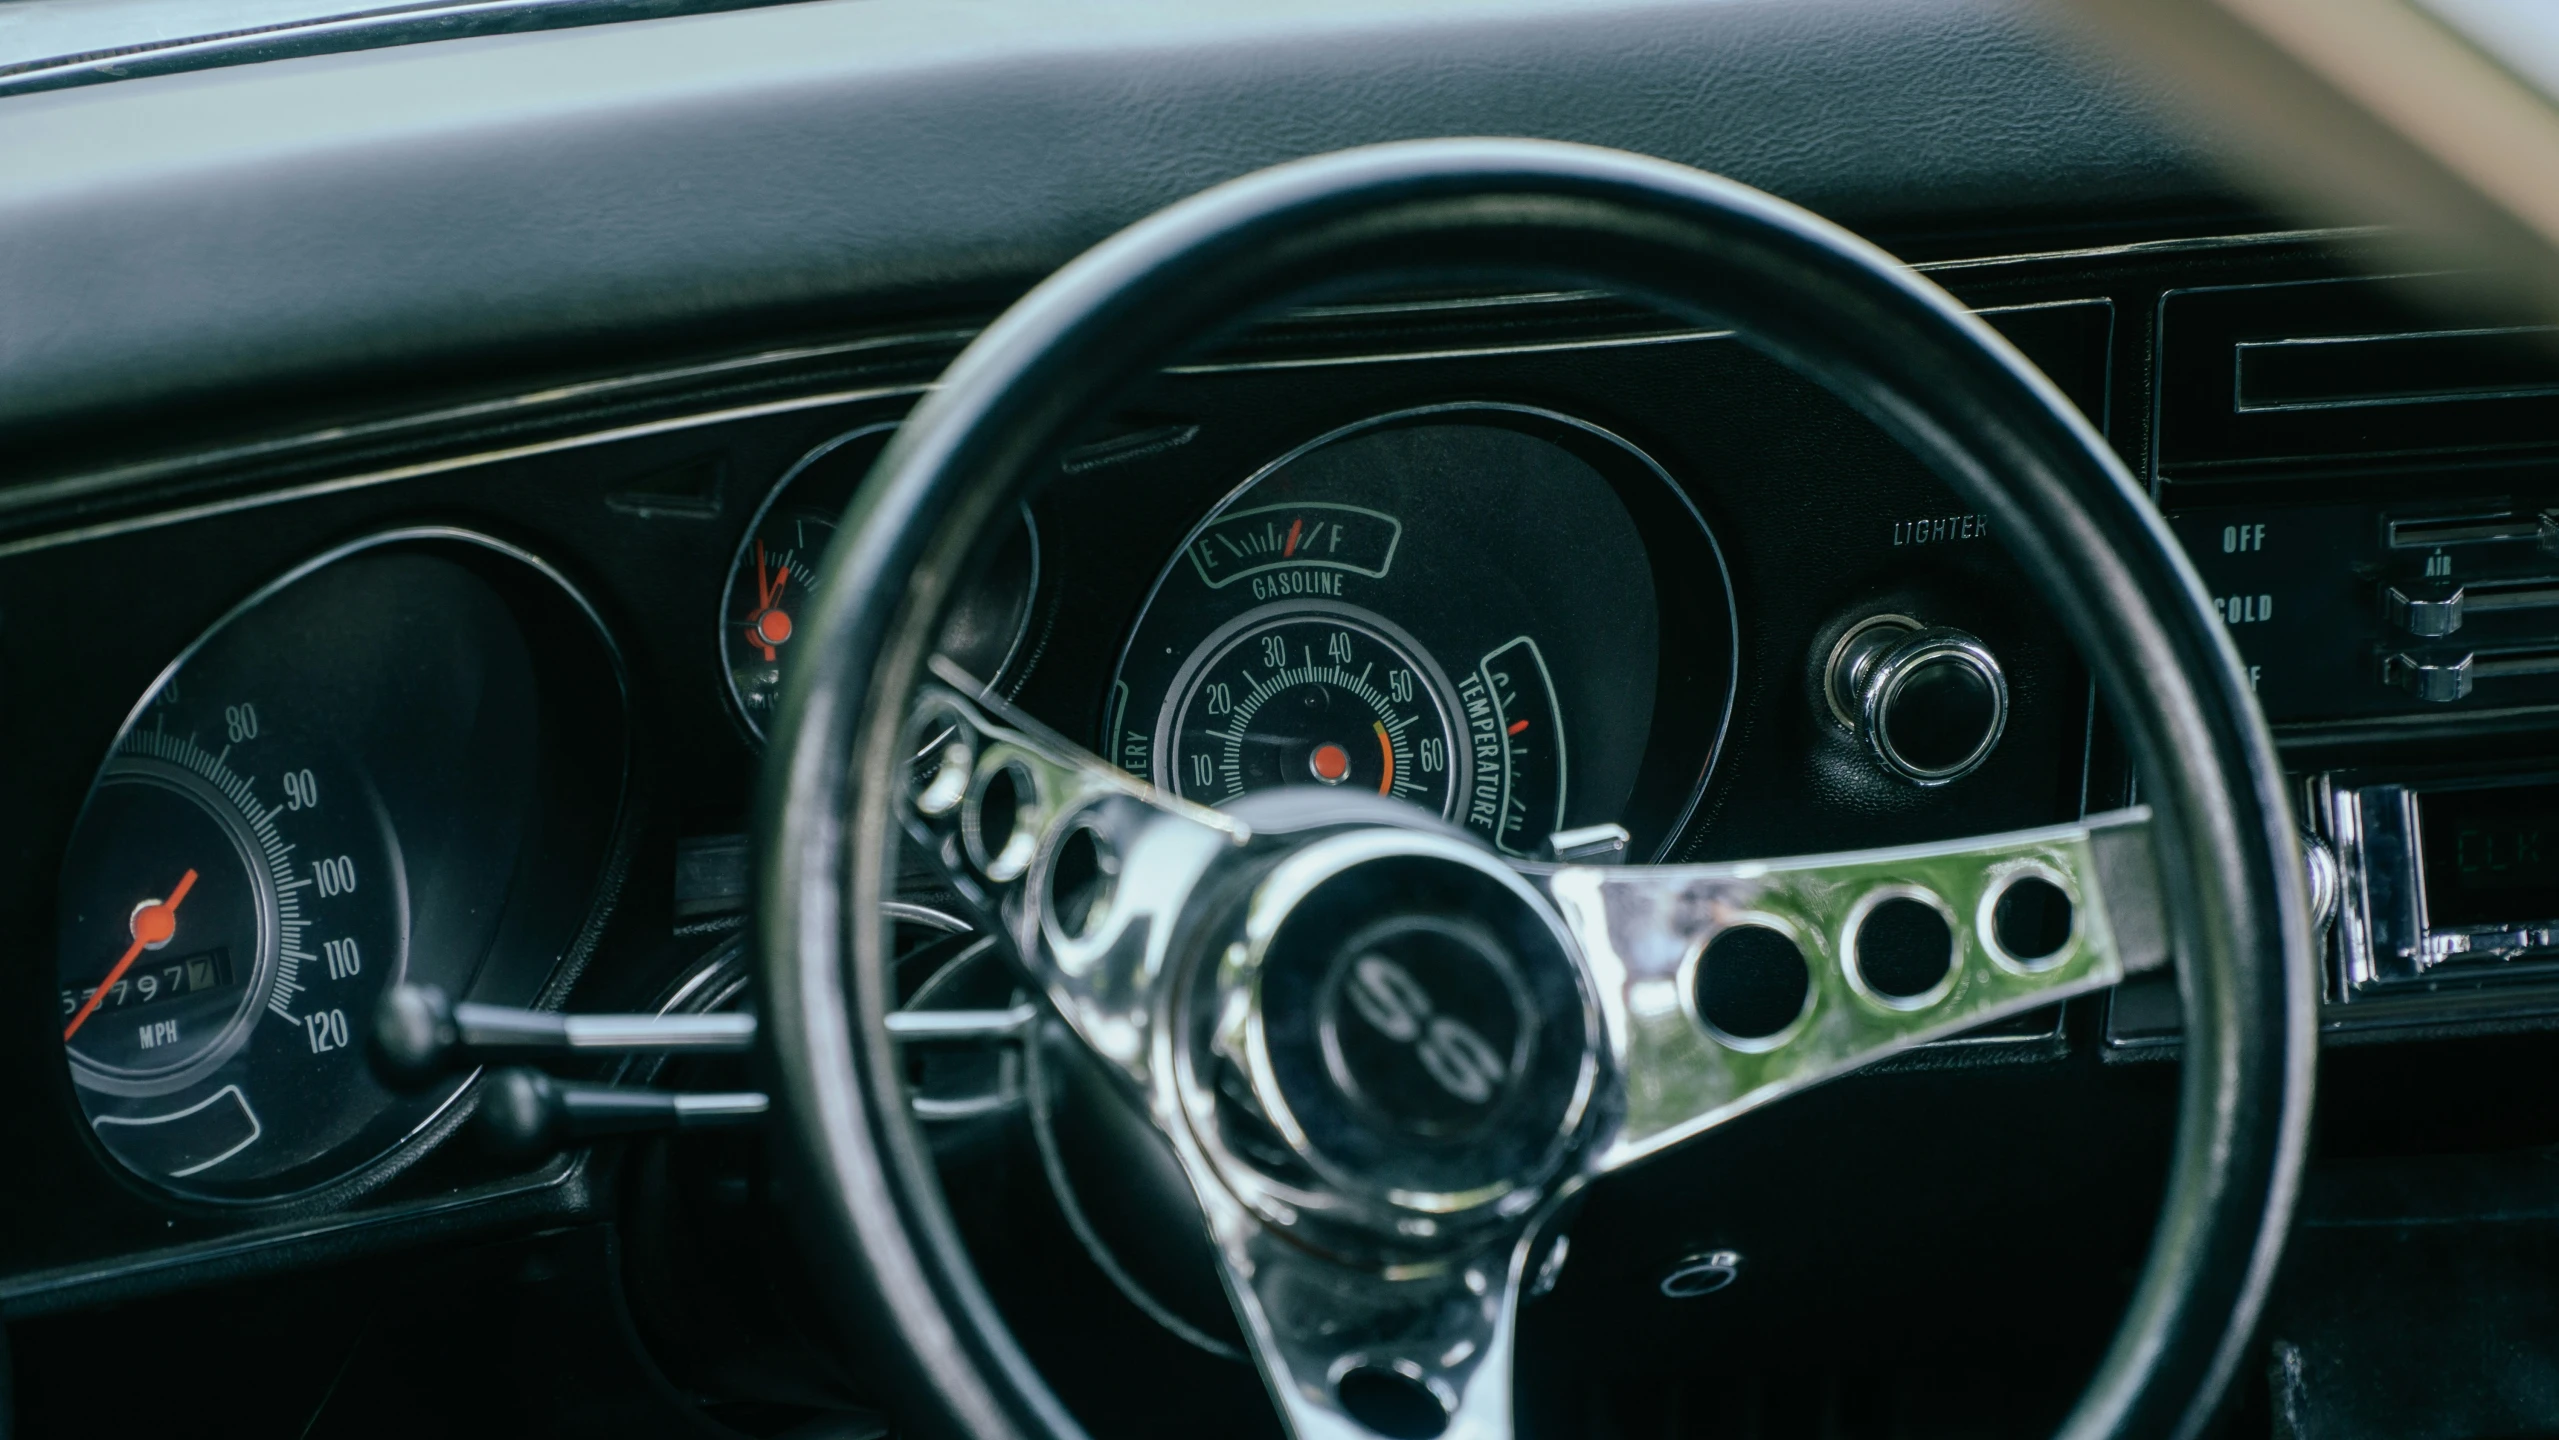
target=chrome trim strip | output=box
[1163,324,1731,374]
[0,328,970,522]
[1910,225,2385,274]
[0,0,792,99]
[0,382,930,560]
[0,226,2363,556]
[0,1157,586,1314]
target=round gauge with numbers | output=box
[56,530,628,1202]
[1160,602,1466,817]
[59,705,401,1102]
[1110,404,1736,859]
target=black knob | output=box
[370,982,460,1090]
[475,1066,768,1159]
[1824,617,2008,784]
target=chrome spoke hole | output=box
[1335,1361,1451,1440]
[1843,887,1958,1010]
[911,708,973,817]
[1982,865,2078,974]
[1658,1249,1744,1298]
[1684,919,1813,1052]
[1044,819,1117,942]
[962,759,1041,882]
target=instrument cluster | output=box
[6,275,2113,1309]
[1105,403,1734,860]
[37,396,1743,1205]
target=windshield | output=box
[0,0,771,96]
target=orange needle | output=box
[1372,721,1395,796]
[65,868,197,1042]
[750,565,794,661]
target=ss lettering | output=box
[1344,955,1507,1105]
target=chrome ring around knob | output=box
[1824,618,2009,785]
[2301,831,2339,939]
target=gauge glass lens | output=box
[1109,407,1733,856]
[723,424,1043,739]
[1163,603,1463,816]
[56,537,626,1200]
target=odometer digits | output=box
[1161,603,1465,819]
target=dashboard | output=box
[9,266,2109,1224]
[5,3,2559,1437]
[0,218,2528,1425]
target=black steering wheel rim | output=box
[758,138,2316,1440]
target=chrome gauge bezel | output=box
[57,525,632,1208]
[64,757,302,1098]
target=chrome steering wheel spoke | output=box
[1542,808,2166,1173]
[897,664,2172,1440]
[899,659,1249,1085]
[1198,1196,1544,1440]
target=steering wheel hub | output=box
[1207,828,1599,1226]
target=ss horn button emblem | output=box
[1343,954,1510,1104]
[1317,916,1537,1137]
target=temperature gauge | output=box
[1457,636,1567,856]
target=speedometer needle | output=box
[64,868,198,1041]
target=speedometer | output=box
[1110,404,1734,859]
[56,530,629,1201]
[59,714,401,1149]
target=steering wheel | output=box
[758,140,2316,1440]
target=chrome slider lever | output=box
[371,982,756,1089]
[476,1067,768,1158]
[370,983,769,1156]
